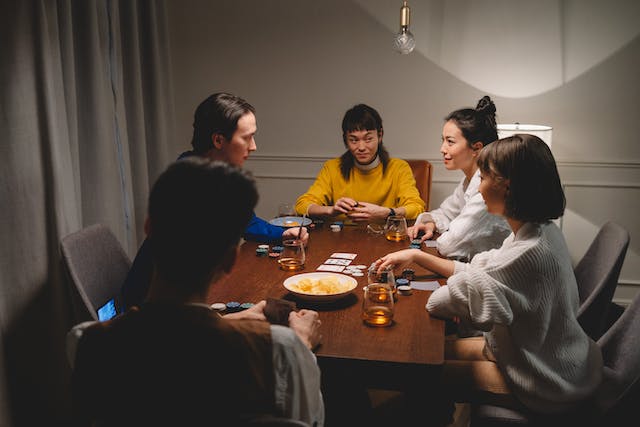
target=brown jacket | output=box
[72,303,275,426]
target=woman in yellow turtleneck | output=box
[295,104,425,223]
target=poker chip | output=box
[397,285,412,295]
[396,278,410,287]
[411,239,422,245]
[210,302,226,311]
[240,302,254,310]
[268,252,280,258]
[410,243,421,249]
[226,301,241,312]
[271,245,284,253]
[330,224,341,232]
[258,244,269,249]
[256,247,268,256]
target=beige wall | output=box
[166,0,640,304]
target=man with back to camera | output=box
[67,158,324,426]
[122,92,309,309]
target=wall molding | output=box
[245,155,640,185]
[246,154,640,167]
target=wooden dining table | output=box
[208,221,446,390]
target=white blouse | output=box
[415,170,510,260]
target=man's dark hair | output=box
[191,92,256,155]
[147,158,258,292]
[477,133,565,223]
[339,103,390,180]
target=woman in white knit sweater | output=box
[377,134,602,414]
[408,96,510,261]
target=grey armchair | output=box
[471,287,640,427]
[575,221,630,340]
[60,223,131,322]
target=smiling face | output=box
[346,129,381,165]
[209,112,257,167]
[441,120,482,177]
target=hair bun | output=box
[476,96,496,116]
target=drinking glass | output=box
[385,215,408,242]
[278,239,305,271]
[362,284,395,327]
[277,203,296,218]
[368,263,396,301]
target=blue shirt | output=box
[121,152,285,309]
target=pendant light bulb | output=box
[393,1,415,54]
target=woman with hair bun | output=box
[408,96,510,261]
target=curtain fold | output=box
[0,1,173,424]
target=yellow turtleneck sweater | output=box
[295,157,425,220]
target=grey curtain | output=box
[0,0,174,424]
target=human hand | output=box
[224,300,267,321]
[282,227,309,246]
[332,197,359,216]
[374,249,420,275]
[408,221,436,242]
[288,309,322,350]
[345,201,388,222]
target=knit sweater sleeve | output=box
[427,258,515,331]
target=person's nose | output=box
[248,137,257,152]
[440,141,447,155]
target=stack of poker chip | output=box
[256,244,269,256]
[270,245,284,258]
[226,301,242,312]
[219,301,255,314]
[409,239,422,249]
[396,278,412,295]
[210,302,226,312]
[330,221,343,232]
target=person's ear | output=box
[378,128,384,141]
[471,141,484,154]
[221,244,240,274]
[212,133,226,150]
[144,217,151,237]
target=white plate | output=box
[269,216,312,228]
[283,272,358,302]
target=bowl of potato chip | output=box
[283,272,358,302]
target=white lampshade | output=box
[497,124,553,147]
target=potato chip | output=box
[289,275,349,295]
